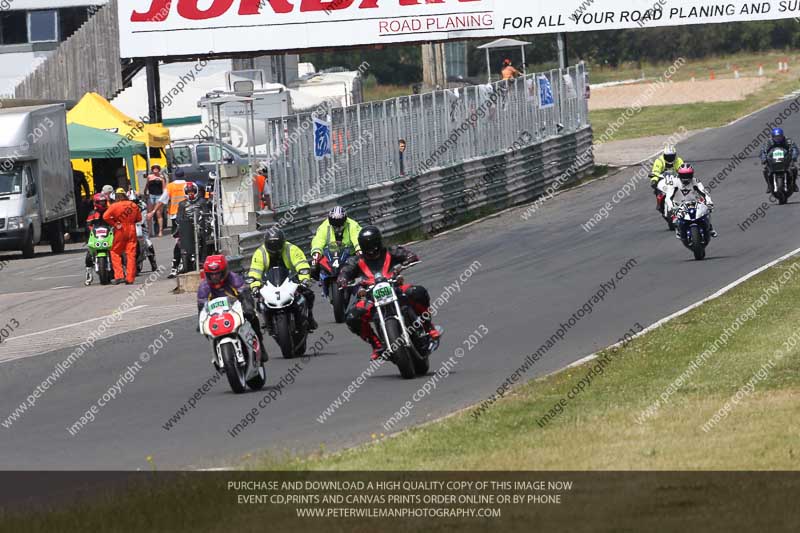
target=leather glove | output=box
[301,279,313,289]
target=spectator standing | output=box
[255,166,273,211]
[501,59,521,81]
[167,170,188,231]
[71,165,90,225]
[146,164,167,236]
[399,139,407,176]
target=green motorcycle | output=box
[86,224,114,286]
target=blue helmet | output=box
[772,128,786,145]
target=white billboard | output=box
[119,0,800,58]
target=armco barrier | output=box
[235,126,593,265]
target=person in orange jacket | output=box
[103,189,142,285]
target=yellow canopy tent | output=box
[67,92,171,191]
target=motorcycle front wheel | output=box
[690,226,706,261]
[332,285,346,324]
[386,319,416,379]
[97,256,112,285]
[220,342,247,393]
[775,175,788,205]
[275,313,295,359]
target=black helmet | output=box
[358,226,383,259]
[328,206,347,229]
[265,227,285,255]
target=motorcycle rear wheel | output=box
[220,343,247,394]
[386,319,416,379]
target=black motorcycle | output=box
[766,146,794,205]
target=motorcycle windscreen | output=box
[266,265,291,286]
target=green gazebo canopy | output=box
[67,123,147,159]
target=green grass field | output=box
[588,50,800,84]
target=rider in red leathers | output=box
[337,226,440,360]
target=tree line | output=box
[301,20,800,85]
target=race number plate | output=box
[773,148,786,162]
[372,282,394,304]
[208,297,230,314]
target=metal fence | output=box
[264,63,589,208]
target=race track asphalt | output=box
[1,98,799,469]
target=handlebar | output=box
[343,260,421,289]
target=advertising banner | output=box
[119,1,800,58]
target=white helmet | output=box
[663,145,677,165]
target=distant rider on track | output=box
[760,127,799,193]
[665,164,718,239]
[650,145,684,211]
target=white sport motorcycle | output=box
[199,296,266,394]
[257,265,310,359]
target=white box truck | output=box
[0,104,75,258]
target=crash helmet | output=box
[677,163,695,187]
[265,227,286,257]
[184,182,199,202]
[358,226,384,260]
[328,206,347,229]
[203,255,228,290]
[663,145,678,165]
[92,193,108,213]
[772,128,786,146]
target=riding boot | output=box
[367,333,384,361]
[764,171,774,194]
